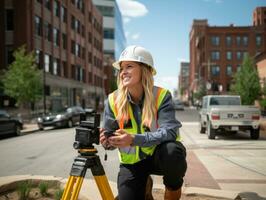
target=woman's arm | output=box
[133,91,182,147]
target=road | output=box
[1,107,266,197]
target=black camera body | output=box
[73,113,100,149]
[104,131,115,138]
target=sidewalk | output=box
[21,123,39,135]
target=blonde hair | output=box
[115,62,156,128]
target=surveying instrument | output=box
[61,113,115,200]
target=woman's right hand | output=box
[100,128,115,150]
[100,128,107,145]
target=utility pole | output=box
[202,58,216,80]
[202,58,216,93]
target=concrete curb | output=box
[0,175,245,200]
[0,175,117,200]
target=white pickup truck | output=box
[199,95,260,140]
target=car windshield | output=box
[0,110,9,118]
[210,97,240,106]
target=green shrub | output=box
[17,181,32,200]
[54,188,64,200]
[38,181,49,196]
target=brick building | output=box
[189,7,266,102]
[178,62,190,102]
[0,0,104,112]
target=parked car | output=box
[199,95,260,140]
[0,110,23,136]
[37,106,86,130]
[173,100,185,110]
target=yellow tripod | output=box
[61,147,115,200]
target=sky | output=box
[116,0,266,94]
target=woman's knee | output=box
[157,141,187,173]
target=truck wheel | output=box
[250,127,260,140]
[207,121,215,139]
[199,123,206,134]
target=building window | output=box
[61,6,67,23]
[211,65,220,76]
[104,28,114,39]
[63,61,67,77]
[226,51,232,60]
[44,54,50,72]
[62,33,67,49]
[5,9,14,31]
[236,51,242,60]
[88,32,92,43]
[5,47,14,65]
[35,49,42,68]
[256,35,262,47]
[75,43,81,57]
[211,36,220,46]
[44,0,51,10]
[75,19,81,33]
[71,15,75,30]
[54,0,60,17]
[243,51,248,59]
[53,59,58,75]
[88,12,92,23]
[226,65,232,76]
[44,22,52,41]
[88,52,92,63]
[34,16,42,36]
[236,36,241,46]
[211,51,220,60]
[96,5,114,17]
[243,36,248,46]
[226,36,232,46]
[71,40,75,54]
[53,28,60,46]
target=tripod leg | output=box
[94,175,115,200]
[71,177,84,200]
[62,176,76,200]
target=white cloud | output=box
[132,33,140,40]
[125,31,130,38]
[123,17,131,24]
[154,76,178,95]
[117,0,148,17]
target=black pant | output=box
[117,141,187,200]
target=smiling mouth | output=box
[123,77,130,81]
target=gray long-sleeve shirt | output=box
[103,88,182,147]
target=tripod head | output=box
[73,113,100,152]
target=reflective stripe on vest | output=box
[108,86,168,164]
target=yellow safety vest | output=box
[108,86,173,164]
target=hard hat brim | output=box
[112,60,157,75]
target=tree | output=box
[230,55,261,105]
[193,80,207,102]
[2,46,43,108]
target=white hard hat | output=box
[113,45,156,75]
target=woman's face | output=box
[119,61,142,88]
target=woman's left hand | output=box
[108,129,134,148]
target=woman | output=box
[100,45,187,200]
